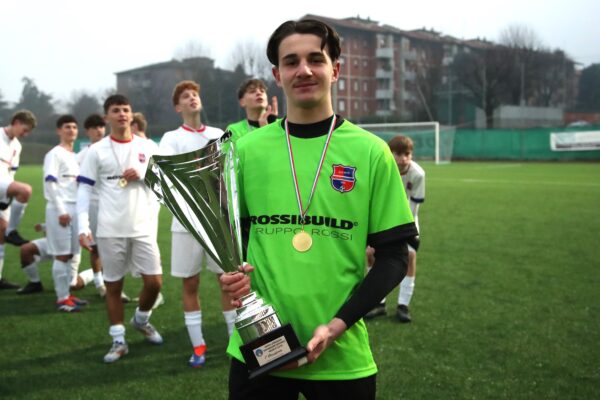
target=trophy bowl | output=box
[145,138,307,378]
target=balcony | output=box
[376,89,394,100]
[403,70,416,81]
[376,47,394,59]
[401,50,417,61]
[376,69,393,79]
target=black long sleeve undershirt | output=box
[335,238,408,328]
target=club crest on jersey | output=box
[331,164,356,193]
[138,153,146,163]
[407,182,413,191]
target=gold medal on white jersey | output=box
[118,178,128,188]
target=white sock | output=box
[0,244,4,279]
[69,257,79,287]
[23,260,41,283]
[52,259,71,301]
[109,324,126,344]
[134,307,151,325]
[223,310,237,337]
[93,271,104,288]
[7,200,27,232]
[398,276,415,306]
[69,253,80,280]
[184,310,205,347]
[78,269,94,286]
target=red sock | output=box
[194,344,206,356]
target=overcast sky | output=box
[1,0,598,107]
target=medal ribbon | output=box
[284,115,337,227]
[109,135,133,180]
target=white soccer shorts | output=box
[31,238,52,262]
[171,231,223,277]
[45,204,80,256]
[96,236,162,282]
[0,177,13,221]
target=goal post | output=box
[358,122,455,164]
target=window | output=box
[364,102,369,112]
[339,79,345,91]
[353,81,359,92]
[339,100,346,112]
[340,57,345,65]
[354,101,359,110]
[363,82,368,92]
[363,59,368,68]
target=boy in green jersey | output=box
[220,18,418,399]
[225,78,278,143]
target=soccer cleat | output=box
[56,298,81,312]
[396,304,412,323]
[97,285,107,298]
[5,230,29,246]
[188,352,206,368]
[152,292,165,310]
[130,316,163,344]
[103,341,129,363]
[17,281,43,294]
[69,295,89,306]
[0,278,21,290]
[364,304,387,320]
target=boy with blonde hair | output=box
[0,110,36,289]
[158,80,235,368]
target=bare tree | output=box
[453,47,514,128]
[227,39,272,79]
[174,40,212,60]
[577,64,600,112]
[0,90,11,123]
[499,24,544,51]
[68,91,102,123]
[498,24,574,108]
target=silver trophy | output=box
[144,139,307,379]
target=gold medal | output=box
[118,178,128,188]
[292,230,312,252]
[285,116,337,255]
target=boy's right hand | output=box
[259,96,278,127]
[59,214,71,227]
[79,232,94,252]
[219,264,254,307]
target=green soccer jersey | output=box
[226,117,416,380]
[226,119,256,144]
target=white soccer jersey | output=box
[43,146,79,209]
[158,125,224,232]
[143,138,161,237]
[76,144,90,166]
[78,135,157,238]
[0,127,22,180]
[77,145,100,203]
[401,160,425,230]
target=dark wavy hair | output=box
[266,19,341,66]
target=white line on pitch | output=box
[428,178,600,187]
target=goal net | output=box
[358,122,455,164]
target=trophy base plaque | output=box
[240,324,308,380]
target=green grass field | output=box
[1,162,599,399]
